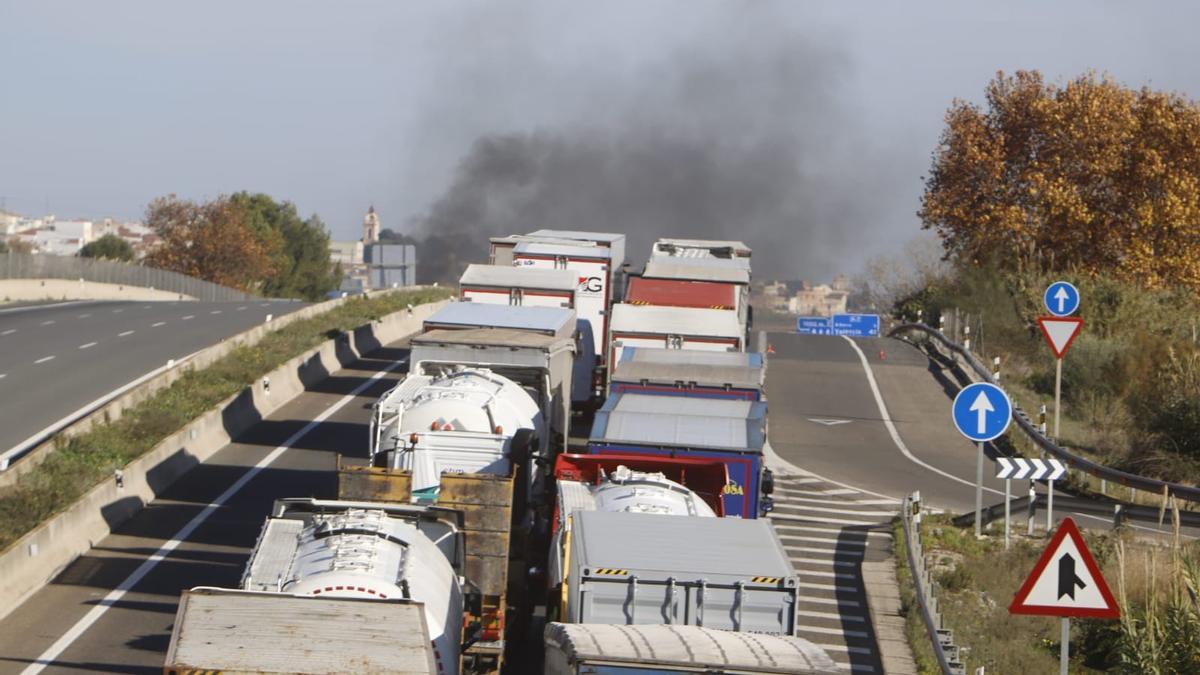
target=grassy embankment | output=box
[893,511,1200,673]
[0,287,452,551]
[898,265,1200,503]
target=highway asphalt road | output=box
[0,299,305,459]
[765,332,1189,538]
[0,339,410,673]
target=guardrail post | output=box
[1027,483,1037,535]
[963,325,971,352]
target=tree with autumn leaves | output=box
[144,193,339,300]
[920,70,1200,291]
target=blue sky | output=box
[3,2,1198,275]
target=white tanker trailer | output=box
[370,367,544,503]
[165,498,470,675]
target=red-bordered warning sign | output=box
[1037,316,1084,359]
[1009,517,1120,619]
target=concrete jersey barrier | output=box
[0,299,446,622]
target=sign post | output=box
[952,382,1012,537]
[997,458,1066,547]
[1010,517,1120,674]
[1041,282,1082,438]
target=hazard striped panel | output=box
[589,568,629,576]
[749,576,782,584]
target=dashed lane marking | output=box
[0,374,7,380]
[40,320,55,326]
[17,356,410,675]
[1,329,15,336]
[34,356,55,364]
[78,313,91,318]
[118,330,134,337]
[182,315,194,320]
[78,342,97,350]
[237,306,247,311]
[151,322,166,327]
[210,310,222,315]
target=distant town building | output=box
[757,281,790,313]
[330,206,416,291]
[362,205,380,245]
[788,279,849,317]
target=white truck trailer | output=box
[607,304,744,382]
[560,510,799,634]
[544,622,840,675]
[459,263,577,309]
[650,237,753,262]
[165,498,468,675]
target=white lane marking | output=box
[182,315,194,320]
[814,643,874,656]
[112,309,123,313]
[141,305,151,309]
[764,443,900,502]
[841,336,1004,497]
[802,597,862,608]
[778,494,899,507]
[1,329,15,336]
[793,557,858,568]
[848,664,876,673]
[0,374,7,380]
[800,625,870,639]
[210,310,222,315]
[770,523,889,538]
[785,540,869,552]
[34,356,55,364]
[40,320,55,326]
[797,609,867,622]
[118,330,134,337]
[774,476,823,485]
[18,357,408,675]
[797,569,858,581]
[768,512,879,526]
[237,306,247,311]
[151,322,166,327]
[78,342,97,350]
[797,581,859,593]
[0,301,88,315]
[78,313,91,318]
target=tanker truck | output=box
[165,498,470,675]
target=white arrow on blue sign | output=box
[952,382,1012,442]
[1043,281,1080,317]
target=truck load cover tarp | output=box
[460,264,577,292]
[590,393,766,452]
[626,277,736,310]
[609,304,741,339]
[165,588,436,674]
[544,623,839,674]
[643,258,751,283]
[612,347,764,392]
[424,302,576,338]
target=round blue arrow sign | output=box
[952,382,1012,442]
[1043,281,1080,317]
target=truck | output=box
[609,346,765,401]
[165,497,471,675]
[640,256,752,336]
[587,392,772,518]
[413,301,596,407]
[559,510,799,633]
[543,623,840,675]
[512,239,622,397]
[607,304,744,383]
[459,263,577,309]
[650,237,752,262]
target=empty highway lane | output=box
[0,299,305,458]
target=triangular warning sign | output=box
[1037,316,1084,358]
[1010,517,1120,619]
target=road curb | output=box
[0,299,445,623]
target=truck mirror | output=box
[509,428,537,465]
[761,468,775,495]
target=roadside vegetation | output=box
[0,287,451,552]
[894,514,1200,673]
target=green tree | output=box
[229,192,339,301]
[79,234,136,261]
[145,195,277,292]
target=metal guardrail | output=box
[0,251,253,302]
[890,322,1200,503]
[901,492,966,675]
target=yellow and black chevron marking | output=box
[592,568,629,576]
[168,670,222,675]
[749,576,782,584]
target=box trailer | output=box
[489,233,600,267]
[459,264,576,309]
[544,622,840,675]
[650,238,752,262]
[561,511,798,634]
[423,302,577,340]
[165,588,440,675]
[513,240,621,395]
[625,276,737,310]
[587,392,771,518]
[607,304,744,382]
[609,347,765,401]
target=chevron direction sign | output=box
[996,456,1067,481]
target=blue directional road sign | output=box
[831,313,881,338]
[1043,281,1080,317]
[951,382,1012,442]
[797,317,833,335]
